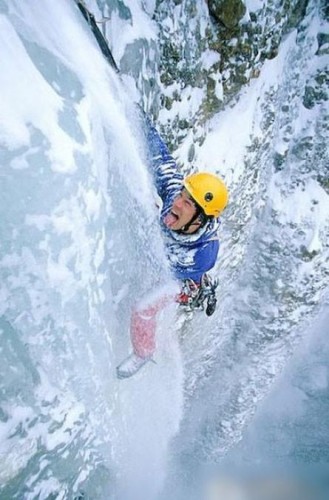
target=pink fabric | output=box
[131,294,175,358]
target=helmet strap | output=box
[179,206,208,234]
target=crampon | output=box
[177,273,218,316]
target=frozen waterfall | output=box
[0,1,182,499]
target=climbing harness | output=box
[178,273,218,316]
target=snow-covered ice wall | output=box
[0,1,183,499]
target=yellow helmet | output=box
[183,172,229,217]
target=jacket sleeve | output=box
[143,114,183,201]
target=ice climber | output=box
[116,117,229,379]
[75,0,229,378]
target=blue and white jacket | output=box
[145,117,220,284]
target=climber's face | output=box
[163,189,198,231]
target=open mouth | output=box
[164,210,179,227]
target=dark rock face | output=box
[150,0,318,150]
[99,0,326,154]
[208,0,246,28]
